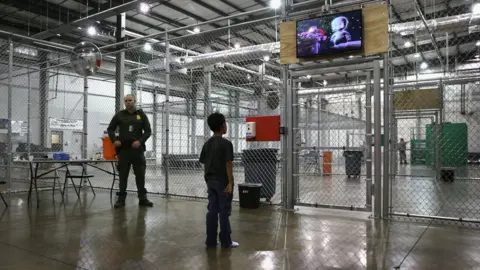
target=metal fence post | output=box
[283,65,294,210]
[27,67,31,160]
[165,32,170,195]
[383,54,390,218]
[373,60,382,218]
[6,39,13,190]
[365,71,373,210]
[83,77,88,159]
[115,13,126,113]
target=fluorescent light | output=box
[323,80,327,86]
[193,27,200,33]
[306,75,311,79]
[270,0,281,9]
[476,41,480,46]
[473,3,480,14]
[87,26,97,36]
[144,43,152,51]
[404,41,412,48]
[234,43,241,49]
[77,27,82,30]
[420,62,428,69]
[140,2,150,13]
[263,55,270,61]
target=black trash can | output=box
[441,167,455,182]
[242,148,278,201]
[343,150,363,178]
[238,183,262,209]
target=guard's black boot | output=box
[139,199,153,207]
[114,200,126,208]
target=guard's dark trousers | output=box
[117,147,147,201]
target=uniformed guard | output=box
[107,94,154,208]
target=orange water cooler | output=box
[322,151,332,176]
[102,137,117,160]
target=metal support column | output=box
[305,97,312,146]
[152,90,158,162]
[204,69,212,139]
[228,91,234,139]
[165,32,171,195]
[83,77,88,159]
[190,87,198,154]
[234,91,240,152]
[131,70,138,98]
[115,13,126,113]
[39,51,49,147]
[293,84,300,202]
[27,67,31,158]
[365,71,373,210]
[6,40,13,188]
[373,60,382,218]
[283,65,294,210]
[383,54,390,218]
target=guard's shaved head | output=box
[124,94,136,110]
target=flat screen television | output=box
[296,9,363,58]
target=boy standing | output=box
[199,112,239,248]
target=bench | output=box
[162,153,243,169]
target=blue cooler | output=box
[53,153,70,160]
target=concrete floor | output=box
[0,190,480,269]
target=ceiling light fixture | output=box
[270,0,281,9]
[140,2,150,13]
[144,43,152,51]
[420,62,428,69]
[404,41,412,48]
[414,53,421,58]
[323,80,327,86]
[473,3,480,14]
[193,27,200,33]
[476,41,480,46]
[306,75,311,79]
[87,26,97,36]
[234,43,241,49]
[263,55,270,61]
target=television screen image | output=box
[296,9,363,58]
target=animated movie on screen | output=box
[296,10,363,58]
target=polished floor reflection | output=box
[0,190,479,269]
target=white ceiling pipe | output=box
[390,13,480,35]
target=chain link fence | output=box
[0,17,284,205]
[389,0,480,223]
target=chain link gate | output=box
[289,58,386,213]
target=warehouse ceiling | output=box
[0,0,478,85]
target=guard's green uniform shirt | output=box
[107,109,152,150]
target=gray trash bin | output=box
[343,150,363,178]
[242,148,278,201]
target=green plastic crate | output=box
[426,123,468,167]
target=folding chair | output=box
[110,162,120,198]
[63,163,96,199]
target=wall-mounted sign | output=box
[49,118,83,131]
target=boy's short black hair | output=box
[207,112,226,132]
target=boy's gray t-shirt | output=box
[199,136,234,185]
